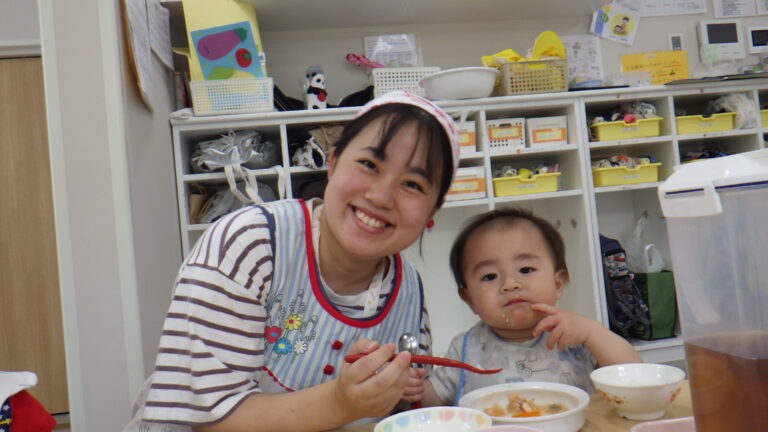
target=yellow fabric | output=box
[482,31,565,66]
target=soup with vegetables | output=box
[484,392,567,418]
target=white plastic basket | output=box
[371,67,440,98]
[190,78,274,116]
[486,118,525,151]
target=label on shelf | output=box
[458,121,477,154]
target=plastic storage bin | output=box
[526,116,568,147]
[190,78,274,116]
[761,109,767,126]
[486,118,525,151]
[590,117,662,141]
[371,67,440,98]
[494,59,567,96]
[446,166,486,201]
[675,112,736,134]
[592,162,662,187]
[492,172,561,196]
[457,121,477,155]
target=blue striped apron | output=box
[257,199,423,393]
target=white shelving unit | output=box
[170,78,768,362]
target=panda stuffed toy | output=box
[304,65,327,110]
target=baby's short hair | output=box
[449,207,567,292]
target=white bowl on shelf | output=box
[419,67,499,100]
[458,381,589,432]
[590,363,685,421]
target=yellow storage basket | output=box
[592,163,662,187]
[590,117,662,142]
[494,59,567,96]
[761,109,767,127]
[675,112,736,135]
[493,172,561,197]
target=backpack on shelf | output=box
[599,234,651,339]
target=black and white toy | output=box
[304,65,327,110]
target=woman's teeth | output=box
[355,209,386,228]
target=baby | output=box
[420,207,641,406]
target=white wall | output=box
[0,0,39,42]
[38,0,181,429]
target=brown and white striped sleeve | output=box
[143,206,275,425]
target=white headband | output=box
[356,91,460,174]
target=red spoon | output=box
[344,352,502,375]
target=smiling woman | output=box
[123,92,461,432]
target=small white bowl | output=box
[419,67,499,100]
[590,363,685,421]
[458,382,589,432]
[374,406,492,432]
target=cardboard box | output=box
[526,116,567,147]
[446,166,486,201]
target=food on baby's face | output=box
[483,392,567,418]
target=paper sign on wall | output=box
[561,35,604,83]
[590,0,642,46]
[621,51,689,85]
[182,0,267,81]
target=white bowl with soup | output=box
[458,382,589,432]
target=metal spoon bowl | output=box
[398,332,422,409]
[398,332,419,356]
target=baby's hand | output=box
[335,339,412,418]
[400,367,426,404]
[530,303,600,350]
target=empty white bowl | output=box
[458,382,589,432]
[590,363,685,421]
[419,67,499,100]
[374,406,492,432]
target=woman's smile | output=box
[352,205,390,230]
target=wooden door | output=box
[0,57,69,414]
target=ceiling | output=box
[207,0,602,32]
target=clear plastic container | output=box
[659,149,768,432]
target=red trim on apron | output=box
[263,366,295,392]
[299,200,402,329]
